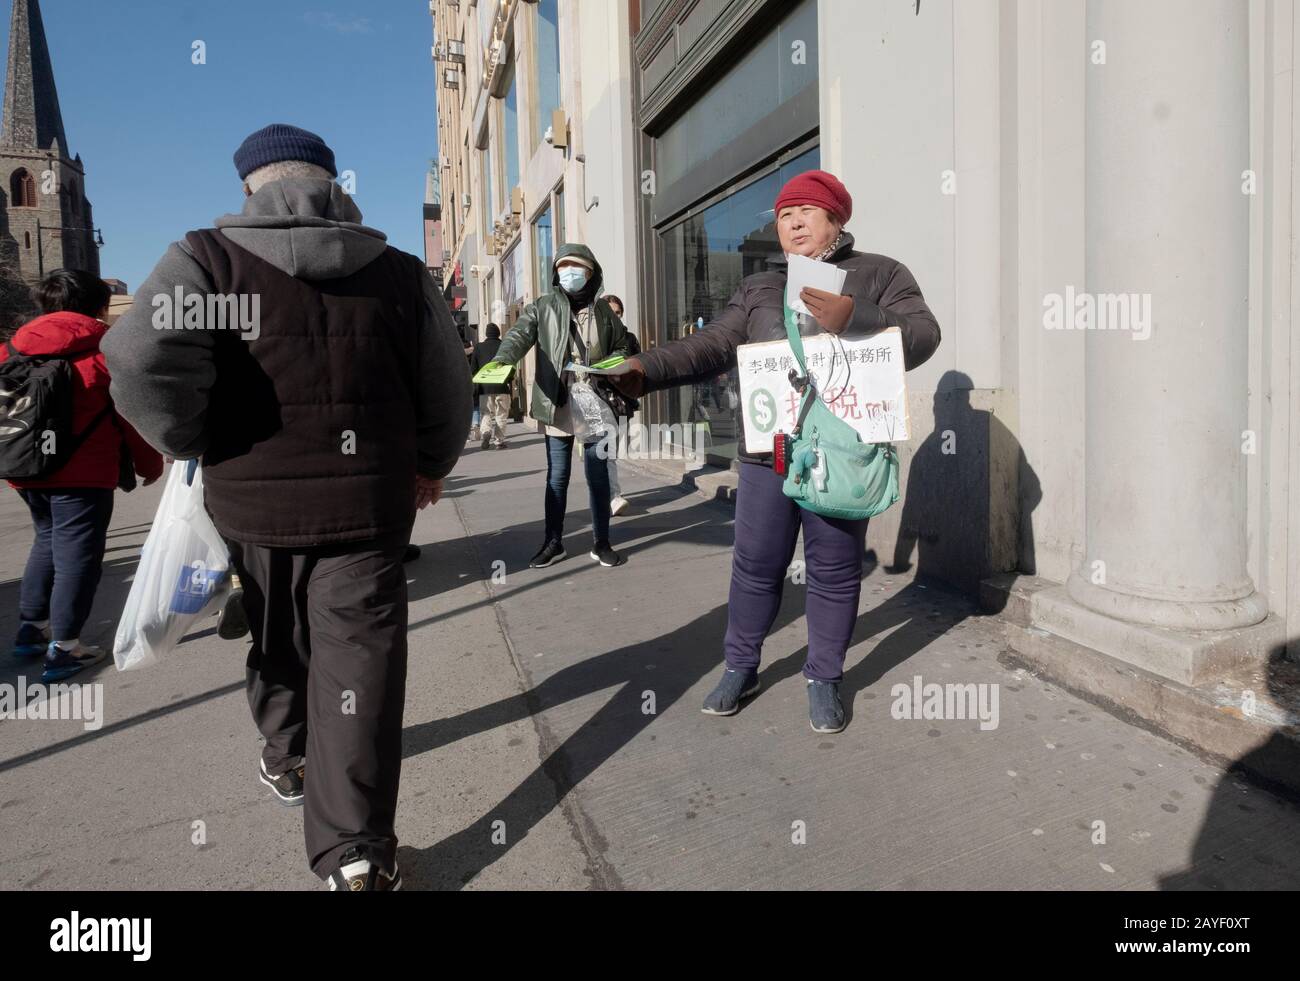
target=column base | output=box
[1066,573,1270,632]
[1032,584,1283,686]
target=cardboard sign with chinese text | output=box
[737,328,910,453]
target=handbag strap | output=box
[783,302,809,375]
[783,302,819,438]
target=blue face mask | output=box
[558,266,590,293]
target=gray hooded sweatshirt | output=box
[101,179,470,480]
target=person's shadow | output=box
[888,370,1042,598]
[1158,644,1300,890]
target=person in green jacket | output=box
[487,243,634,569]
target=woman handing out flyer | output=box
[606,170,941,734]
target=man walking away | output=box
[102,124,471,890]
[471,323,510,449]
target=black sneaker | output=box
[589,542,626,568]
[12,622,50,659]
[259,759,305,806]
[327,847,401,891]
[481,433,492,450]
[807,680,846,734]
[41,642,107,682]
[529,540,567,569]
[403,544,422,563]
[701,667,761,716]
[217,577,250,640]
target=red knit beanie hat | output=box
[774,170,852,225]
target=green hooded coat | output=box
[491,243,632,427]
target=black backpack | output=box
[0,341,112,480]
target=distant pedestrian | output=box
[471,323,511,449]
[102,124,471,890]
[2,270,163,681]
[603,294,637,517]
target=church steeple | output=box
[1,0,68,153]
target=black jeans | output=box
[545,435,612,545]
[18,488,115,641]
[229,535,409,880]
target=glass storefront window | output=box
[503,62,520,201]
[502,243,524,310]
[532,0,562,153]
[658,146,821,462]
[481,145,494,238]
[654,0,817,194]
[533,202,554,295]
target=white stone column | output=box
[1065,0,1268,632]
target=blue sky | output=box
[2,0,439,291]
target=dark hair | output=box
[606,294,624,314]
[37,269,111,317]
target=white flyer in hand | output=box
[785,253,848,317]
[737,329,910,453]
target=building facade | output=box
[0,0,99,285]
[432,0,641,386]
[433,0,1300,687]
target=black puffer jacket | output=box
[637,232,940,465]
[471,329,508,396]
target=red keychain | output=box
[774,432,790,476]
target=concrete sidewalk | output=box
[1,425,1298,890]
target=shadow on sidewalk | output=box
[1158,646,1300,890]
[397,570,972,888]
[403,482,735,634]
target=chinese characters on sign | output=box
[737,328,910,453]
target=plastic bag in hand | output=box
[113,460,231,671]
[568,380,617,444]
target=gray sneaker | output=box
[701,667,761,716]
[807,679,846,733]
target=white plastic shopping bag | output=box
[113,460,231,671]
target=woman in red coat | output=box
[3,270,163,681]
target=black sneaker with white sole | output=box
[259,759,305,806]
[327,847,401,891]
[529,539,567,568]
[589,542,626,567]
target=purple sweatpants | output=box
[723,462,869,683]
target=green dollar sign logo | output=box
[749,389,777,434]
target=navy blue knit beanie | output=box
[234,124,337,181]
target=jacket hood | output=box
[9,312,107,358]
[552,242,604,303]
[214,178,389,280]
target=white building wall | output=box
[820,0,1298,640]
[575,0,642,331]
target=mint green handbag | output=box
[780,304,900,521]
